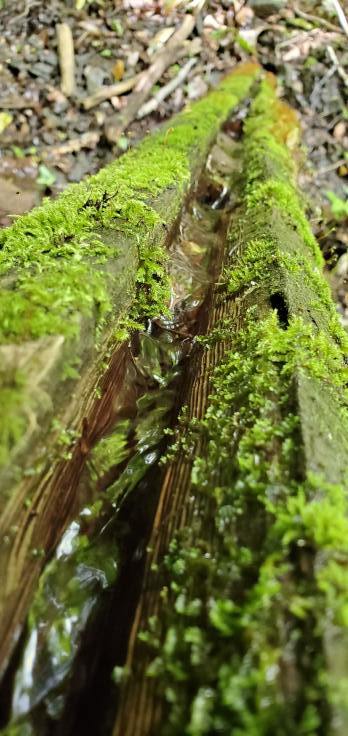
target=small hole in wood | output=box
[270,292,289,329]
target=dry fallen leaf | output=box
[286,127,300,149]
[113,59,125,81]
[0,112,13,135]
[203,14,224,30]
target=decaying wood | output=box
[1,62,347,736]
[113,245,231,736]
[0,64,258,679]
[112,88,348,736]
[82,74,141,111]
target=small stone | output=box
[84,65,108,94]
[42,50,58,67]
[127,50,139,67]
[95,110,105,125]
[187,75,208,101]
[27,35,45,50]
[249,0,286,18]
[333,121,346,140]
[29,62,54,80]
[68,153,94,182]
[42,131,55,145]
[74,117,90,133]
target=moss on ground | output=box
[142,79,348,735]
[0,63,258,470]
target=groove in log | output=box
[112,78,348,736]
[0,65,259,686]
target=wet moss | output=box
[143,80,348,734]
[144,314,348,735]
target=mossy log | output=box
[112,80,348,735]
[0,64,259,678]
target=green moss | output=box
[0,64,258,469]
[142,79,348,734]
[0,65,257,341]
[246,180,323,267]
[0,372,28,467]
[226,237,276,294]
[145,314,348,735]
[226,79,347,347]
[0,725,33,736]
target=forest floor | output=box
[0,0,347,310]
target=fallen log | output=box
[0,121,243,733]
[112,78,348,736]
[0,63,259,681]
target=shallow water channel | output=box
[1,127,243,736]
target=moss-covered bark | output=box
[112,80,348,736]
[0,62,258,479]
[0,64,259,679]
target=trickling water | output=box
[2,132,243,736]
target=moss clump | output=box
[142,79,348,734]
[0,236,113,342]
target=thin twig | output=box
[331,0,348,36]
[293,5,341,33]
[327,45,348,86]
[317,157,347,175]
[0,97,38,109]
[137,57,197,119]
[276,28,339,50]
[8,0,40,24]
[57,23,75,97]
[42,131,100,158]
[82,74,141,110]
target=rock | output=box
[249,0,286,18]
[67,153,93,182]
[84,64,109,94]
[0,176,38,219]
[42,50,58,67]
[29,62,55,80]
[187,75,208,101]
[42,131,56,145]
